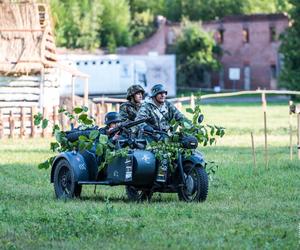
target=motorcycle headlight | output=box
[181,136,198,149]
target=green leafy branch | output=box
[34,106,129,170]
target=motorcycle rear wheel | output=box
[177,163,208,202]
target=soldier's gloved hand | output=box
[143,125,154,134]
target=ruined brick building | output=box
[123,13,289,90]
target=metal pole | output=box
[261,91,268,169]
[298,113,300,160]
[84,78,89,107]
[71,76,75,111]
[289,100,293,160]
[251,132,257,170]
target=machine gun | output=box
[108,117,150,136]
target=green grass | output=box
[0,103,299,249]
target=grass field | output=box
[0,103,299,249]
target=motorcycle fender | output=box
[50,152,89,183]
[183,153,206,167]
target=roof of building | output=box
[0,0,57,75]
[204,13,289,25]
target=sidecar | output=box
[50,147,158,199]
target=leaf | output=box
[73,107,83,114]
[84,118,93,125]
[79,113,88,121]
[220,130,225,137]
[42,119,49,129]
[86,142,93,150]
[78,140,86,151]
[185,108,194,114]
[169,119,177,126]
[96,144,103,156]
[209,138,215,145]
[34,113,42,126]
[38,160,50,169]
[79,135,88,141]
[50,142,60,152]
[210,126,215,136]
[82,106,89,112]
[58,107,66,113]
[99,134,108,144]
[183,121,193,129]
[55,131,63,144]
[89,130,99,140]
[52,124,60,134]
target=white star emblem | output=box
[142,154,150,164]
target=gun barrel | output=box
[108,117,149,135]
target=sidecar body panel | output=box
[106,150,156,186]
[50,152,90,183]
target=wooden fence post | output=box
[298,113,300,160]
[289,100,293,160]
[115,103,120,112]
[61,105,67,131]
[84,78,89,107]
[9,110,15,138]
[31,106,36,138]
[96,103,101,126]
[20,107,26,138]
[106,103,112,113]
[190,93,195,110]
[261,91,268,169]
[0,108,3,138]
[42,107,47,138]
[71,76,75,111]
[251,132,257,170]
[53,106,58,127]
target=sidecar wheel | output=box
[125,186,152,202]
[54,159,82,199]
[178,163,208,202]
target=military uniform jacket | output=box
[135,98,185,131]
[119,101,141,121]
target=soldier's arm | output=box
[134,104,153,131]
[119,103,130,121]
[168,102,185,122]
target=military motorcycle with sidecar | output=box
[50,116,209,202]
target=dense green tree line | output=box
[50,0,290,51]
[279,0,300,91]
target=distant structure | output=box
[0,0,58,108]
[124,13,289,90]
[203,13,289,90]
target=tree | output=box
[175,20,221,87]
[100,0,132,51]
[50,0,103,50]
[279,0,300,90]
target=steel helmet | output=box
[104,112,122,125]
[150,84,167,97]
[126,84,145,100]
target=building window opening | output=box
[216,29,224,44]
[270,26,276,42]
[270,64,277,79]
[242,28,250,43]
[217,30,224,44]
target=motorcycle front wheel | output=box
[177,163,208,202]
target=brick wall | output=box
[202,13,289,90]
